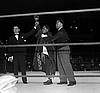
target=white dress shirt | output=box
[15,35,18,40]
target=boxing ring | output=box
[0,8,100,93]
[0,71,100,93]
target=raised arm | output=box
[35,25,42,39]
[23,28,36,39]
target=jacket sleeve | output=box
[50,31,63,42]
[8,37,13,56]
[35,25,42,39]
[23,28,36,39]
[66,31,70,41]
[45,32,53,43]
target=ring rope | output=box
[0,75,100,77]
[0,42,100,48]
[0,8,100,18]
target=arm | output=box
[35,25,42,39]
[23,28,36,39]
[51,28,70,42]
[42,32,53,43]
[51,31,63,42]
[66,31,70,41]
[8,37,13,57]
[47,32,52,37]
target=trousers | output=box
[13,55,27,82]
[57,46,76,82]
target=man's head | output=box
[13,26,20,35]
[56,18,64,29]
[42,25,50,33]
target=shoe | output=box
[23,81,28,84]
[67,81,76,86]
[57,82,67,84]
[43,79,53,85]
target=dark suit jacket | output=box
[35,26,55,52]
[8,29,35,56]
[51,28,70,50]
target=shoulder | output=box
[20,33,25,39]
[61,28,66,32]
[47,31,52,36]
[9,35,14,39]
[48,31,52,34]
[20,33,24,35]
[61,28,68,33]
[20,33,25,37]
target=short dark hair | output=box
[44,25,50,30]
[58,18,64,24]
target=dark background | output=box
[0,0,99,41]
[0,0,99,15]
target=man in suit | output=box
[34,25,56,85]
[8,26,35,84]
[50,18,76,86]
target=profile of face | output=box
[56,20,63,29]
[13,26,20,35]
[42,26,49,33]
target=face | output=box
[56,20,62,29]
[13,26,20,35]
[42,26,48,33]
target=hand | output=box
[8,56,13,62]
